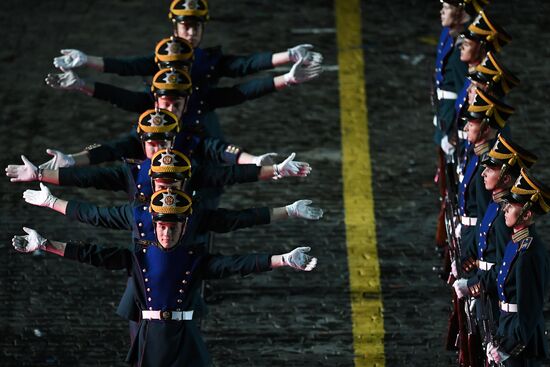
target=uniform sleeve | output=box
[93,82,154,113]
[196,137,242,165]
[203,253,272,279]
[103,54,157,76]
[188,164,260,191]
[205,77,276,109]
[475,172,492,219]
[219,52,274,77]
[87,132,144,164]
[198,207,271,233]
[65,201,134,231]
[64,241,132,270]
[498,249,546,354]
[59,165,129,192]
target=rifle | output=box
[479,288,504,367]
[443,153,483,367]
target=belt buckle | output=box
[161,310,172,320]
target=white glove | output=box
[285,199,323,220]
[453,278,469,299]
[288,44,324,65]
[273,152,311,180]
[283,58,323,86]
[454,222,462,239]
[282,246,317,271]
[252,152,278,166]
[440,135,455,155]
[23,183,58,208]
[39,149,75,170]
[5,155,38,182]
[53,49,88,71]
[12,227,47,253]
[45,70,85,91]
[486,342,510,364]
[451,260,458,278]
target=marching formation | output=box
[432,1,550,366]
[5,1,325,366]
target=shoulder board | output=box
[123,158,144,165]
[519,237,533,252]
[135,239,155,247]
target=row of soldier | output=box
[433,1,550,366]
[5,1,326,366]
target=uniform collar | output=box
[493,190,508,203]
[512,227,530,243]
[474,142,490,156]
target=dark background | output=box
[1,0,549,366]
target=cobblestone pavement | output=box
[1,0,550,366]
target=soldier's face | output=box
[460,38,481,63]
[482,165,501,191]
[156,221,184,248]
[156,96,188,118]
[467,82,486,105]
[153,179,184,192]
[503,202,523,228]
[175,20,204,48]
[464,119,481,143]
[440,3,461,27]
[144,140,171,159]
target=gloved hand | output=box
[288,44,324,65]
[45,70,85,91]
[283,58,323,86]
[273,152,311,180]
[486,342,510,364]
[5,155,38,182]
[12,227,48,253]
[453,278,469,299]
[39,149,75,170]
[23,183,58,208]
[454,222,462,239]
[252,152,278,166]
[451,260,458,278]
[53,49,88,71]
[282,246,317,271]
[440,135,456,155]
[285,200,323,220]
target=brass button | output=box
[145,278,149,282]
[149,307,153,310]
[142,268,146,272]
[182,280,187,284]
[147,288,151,292]
[137,165,141,169]
[179,289,184,293]
[139,223,143,227]
[177,299,182,303]
[137,184,142,189]
[147,297,152,301]
[141,233,145,237]
[185,271,190,275]
[142,248,147,253]
[188,251,193,255]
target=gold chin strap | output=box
[514,201,533,228]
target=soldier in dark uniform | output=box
[12,189,318,367]
[484,169,550,366]
[452,89,514,277]
[452,134,538,363]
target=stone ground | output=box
[1,0,550,366]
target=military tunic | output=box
[63,240,272,367]
[495,227,550,364]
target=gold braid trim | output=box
[512,227,530,243]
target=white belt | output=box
[437,88,458,100]
[458,130,467,140]
[500,302,518,313]
[142,310,194,321]
[477,260,495,271]
[461,216,478,226]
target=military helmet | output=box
[469,52,520,98]
[155,36,194,70]
[137,108,180,142]
[149,148,192,181]
[504,169,550,216]
[464,11,511,52]
[482,134,538,183]
[151,67,192,97]
[150,188,193,222]
[169,0,210,22]
[463,0,490,16]
[464,89,514,129]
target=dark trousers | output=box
[505,355,542,367]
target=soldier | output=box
[452,135,538,363]
[484,169,550,366]
[12,189,318,367]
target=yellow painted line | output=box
[335,0,385,366]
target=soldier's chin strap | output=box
[513,202,532,228]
